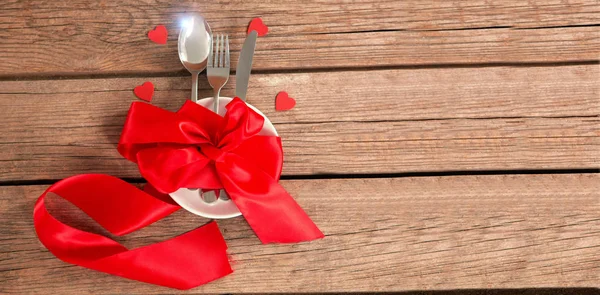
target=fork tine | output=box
[215,34,219,67]
[214,34,220,67]
[219,34,224,67]
[208,34,213,67]
[225,35,230,67]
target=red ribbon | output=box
[33,98,323,289]
[34,175,232,289]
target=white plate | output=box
[168,97,278,219]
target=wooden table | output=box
[1,1,599,294]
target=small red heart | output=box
[275,91,295,111]
[247,18,268,37]
[148,25,168,44]
[134,82,155,102]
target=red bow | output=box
[118,98,323,243]
[33,98,323,289]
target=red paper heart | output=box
[247,18,268,37]
[275,91,295,111]
[134,82,155,102]
[148,25,168,44]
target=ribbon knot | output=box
[199,143,226,163]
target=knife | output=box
[235,31,258,101]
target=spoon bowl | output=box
[178,15,212,102]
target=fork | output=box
[207,33,230,114]
[204,34,230,203]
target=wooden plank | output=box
[0,65,598,181]
[1,1,598,76]
[1,174,598,293]
[0,116,597,179]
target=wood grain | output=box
[1,174,598,293]
[0,65,597,181]
[1,0,598,76]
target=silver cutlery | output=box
[235,31,258,101]
[213,31,259,200]
[203,33,230,203]
[178,15,212,103]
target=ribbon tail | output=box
[88,221,232,290]
[217,154,324,244]
[33,174,232,289]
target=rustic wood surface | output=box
[1,1,599,76]
[1,174,599,294]
[0,65,597,181]
[0,0,598,293]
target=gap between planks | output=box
[1,60,598,82]
[1,169,599,188]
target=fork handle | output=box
[191,72,199,103]
[213,89,220,114]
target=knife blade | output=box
[235,31,258,101]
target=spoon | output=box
[178,15,212,103]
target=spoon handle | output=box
[191,72,199,103]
